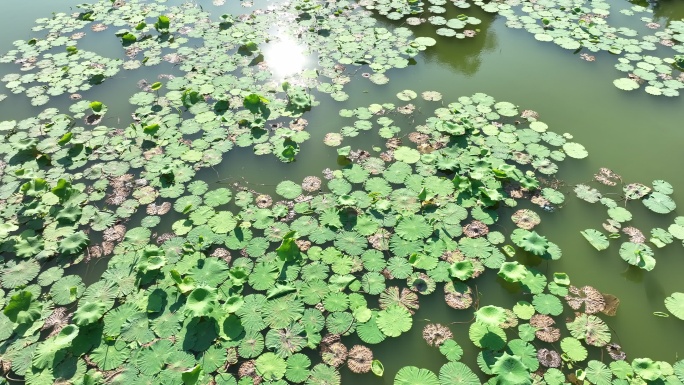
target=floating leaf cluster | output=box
[0,0,429,169]
[575,169,681,271]
[360,0,483,39]
[475,0,684,96]
[400,265,684,385]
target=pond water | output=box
[1,0,684,384]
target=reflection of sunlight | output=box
[262,32,308,79]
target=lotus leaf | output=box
[328,178,353,196]
[120,312,155,344]
[361,272,386,295]
[511,303,535,322]
[180,365,201,385]
[2,260,40,288]
[643,192,676,214]
[652,180,673,194]
[614,78,641,90]
[437,361,479,385]
[185,286,218,318]
[607,207,632,222]
[623,183,651,200]
[58,230,89,254]
[286,354,311,383]
[3,291,41,323]
[264,296,304,330]
[619,242,656,271]
[394,147,421,163]
[563,142,588,159]
[475,305,507,326]
[335,231,367,256]
[518,268,546,295]
[138,248,167,273]
[491,353,530,385]
[256,352,287,381]
[33,324,79,369]
[581,229,610,251]
[574,184,602,203]
[511,229,548,256]
[377,305,412,337]
[394,366,440,385]
[73,301,107,326]
[356,312,386,345]
[674,360,684,383]
[498,262,528,283]
[51,275,85,305]
[561,337,588,362]
[204,188,232,207]
[209,212,237,234]
[633,358,662,381]
[468,322,506,350]
[37,266,64,287]
[449,261,474,281]
[586,360,613,385]
[665,292,684,320]
[306,363,340,385]
[396,215,433,241]
[567,314,612,347]
[135,339,172,376]
[532,293,563,316]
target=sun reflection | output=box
[262,32,309,79]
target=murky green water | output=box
[1,0,684,383]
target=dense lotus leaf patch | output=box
[0,0,430,280]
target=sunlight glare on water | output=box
[262,31,309,79]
